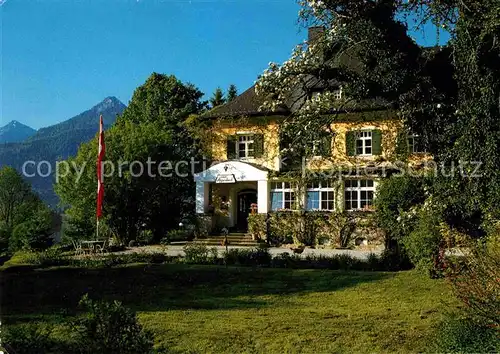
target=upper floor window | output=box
[346,129,382,157]
[271,182,296,211]
[356,131,372,156]
[344,179,375,211]
[227,133,264,160]
[238,135,255,159]
[408,134,426,153]
[306,180,335,211]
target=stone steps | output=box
[192,234,259,247]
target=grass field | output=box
[1,264,458,353]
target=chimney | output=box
[308,26,325,46]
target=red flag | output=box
[97,115,105,220]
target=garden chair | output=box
[95,239,108,254]
[72,240,84,256]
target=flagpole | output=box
[96,114,105,241]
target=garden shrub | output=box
[26,247,69,267]
[72,252,175,268]
[223,247,271,267]
[268,211,296,245]
[137,229,154,245]
[379,248,413,271]
[161,229,191,245]
[432,315,500,353]
[402,209,442,275]
[183,243,211,264]
[272,252,302,268]
[71,294,154,354]
[248,214,267,241]
[374,175,426,241]
[268,211,361,247]
[2,322,62,354]
[9,209,54,252]
[446,233,500,328]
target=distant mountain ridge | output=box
[0,120,37,143]
[28,97,124,142]
[0,97,127,206]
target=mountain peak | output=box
[94,96,126,114]
[0,120,37,143]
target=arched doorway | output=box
[236,189,257,231]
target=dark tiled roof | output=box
[202,86,290,119]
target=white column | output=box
[196,181,210,214]
[257,180,269,214]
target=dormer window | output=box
[333,87,343,100]
[309,87,343,101]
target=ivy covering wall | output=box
[248,211,384,248]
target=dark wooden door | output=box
[237,190,257,231]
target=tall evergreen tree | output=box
[210,87,226,108]
[227,84,238,102]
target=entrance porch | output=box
[194,161,269,233]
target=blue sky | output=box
[1,0,450,130]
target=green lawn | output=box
[2,264,458,353]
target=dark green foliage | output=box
[346,131,356,156]
[223,247,272,267]
[253,133,264,158]
[432,316,500,353]
[121,74,205,128]
[210,87,226,108]
[10,207,54,252]
[61,215,95,242]
[160,229,192,245]
[378,248,414,272]
[182,243,214,264]
[4,295,155,354]
[137,229,154,245]
[0,222,11,254]
[227,84,238,102]
[71,294,154,354]
[402,209,442,274]
[374,175,426,245]
[0,166,32,229]
[226,135,237,159]
[319,133,332,157]
[2,322,61,354]
[0,167,55,253]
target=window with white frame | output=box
[237,135,255,158]
[408,134,426,153]
[306,180,335,211]
[271,182,296,210]
[333,87,343,100]
[344,179,375,211]
[355,131,372,156]
[311,88,343,101]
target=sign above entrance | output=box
[216,174,237,184]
